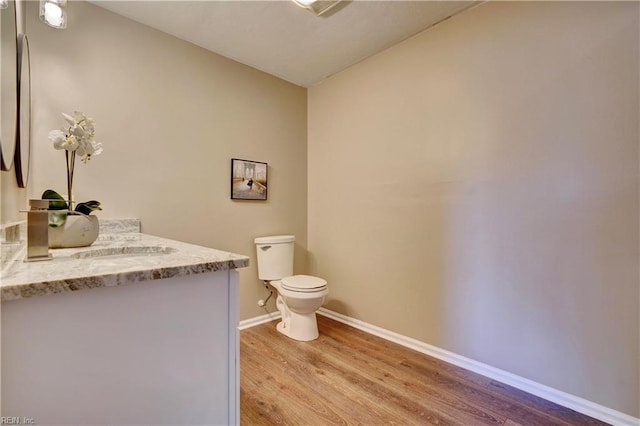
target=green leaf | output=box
[48,211,68,228]
[41,189,69,227]
[41,189,68,211]
[75,200,102,215]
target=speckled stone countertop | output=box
[0,219,249,302]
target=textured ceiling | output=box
[90,1,477,87]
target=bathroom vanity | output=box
[0,220,249,425]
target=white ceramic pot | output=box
[49,215,99,248]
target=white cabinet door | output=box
[2,271,238,425]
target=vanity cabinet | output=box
[1,228,248,425]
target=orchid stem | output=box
[66,150,75,212]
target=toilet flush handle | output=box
[260,245,272,251]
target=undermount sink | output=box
[71,246,176,260]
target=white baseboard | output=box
[238,311,281,330]
[317,308,640,426]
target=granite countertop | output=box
[0,220,249,302]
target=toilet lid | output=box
[281,275,327,292]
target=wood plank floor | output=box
[240,315,607,425]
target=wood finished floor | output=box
[240,315,607,426]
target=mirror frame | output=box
[15,32,30,187]
[0,0,18,171]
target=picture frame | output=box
[231,158,268,200]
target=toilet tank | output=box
[254,235,295,281]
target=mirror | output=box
[1,0,18,171]
[16,33,30,187]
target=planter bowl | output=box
[49,215,99,248]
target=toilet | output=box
[254,235,328,341]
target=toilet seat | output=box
[281,275,327,293]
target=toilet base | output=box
[276,311,320,342]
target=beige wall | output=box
[22,0,307,320]
[308,1,639,417]
[0,171,25,225]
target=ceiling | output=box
[90,1,477,87]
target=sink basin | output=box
[71,246,176,260]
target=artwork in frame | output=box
[231,158,268,200]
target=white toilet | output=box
[254,235,328,341]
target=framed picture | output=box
[231,158,268,200]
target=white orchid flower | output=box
[75,139,89,157]
[51,111,103,165]
[70,124,85,138]
[64,136,79,151]
[48,130,78,151]
[91,141,103,157]
[48,129,66,149]
[62,112,75,126]
[61,139,78,151]
[82,120,95,134]
[78,140,103,163]
[72,111,86,121]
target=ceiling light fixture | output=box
[39,0,67,29]
[291,0,342,17]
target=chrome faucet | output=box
[25,199,52,262]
